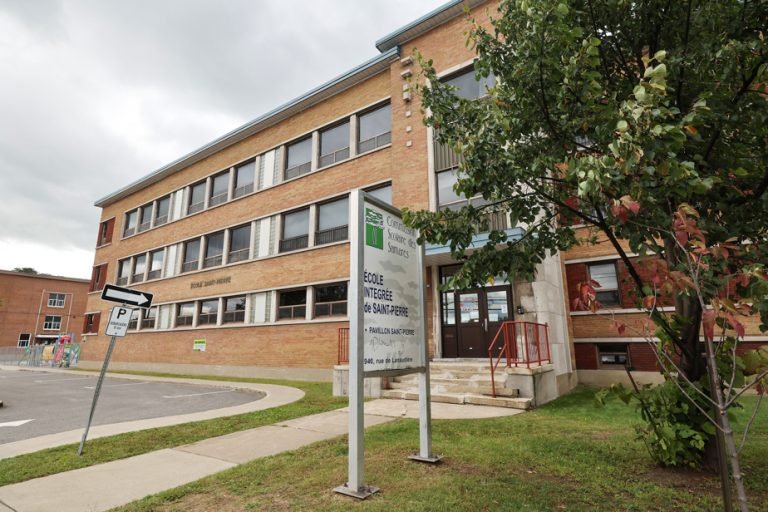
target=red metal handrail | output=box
[338,327,350,364]
[488,321,552,397]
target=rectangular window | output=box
[117,258,131,286]
[598,343,630,368]
[132,254,147,283]
[209,171,229,207]
[358,103,391,153]
[316,197,349,245]
[48,293,65,308]
[123,210,138,237]
[204,231,225,268]
[319,121,350,168]
[198,299,219,325]
[98,218,113,246]
[285,138,312,179]
[443,66,494,100]
[278,289,306,320]
[141,307,157,329]
[138,203,153,232]
[84,313,100,334]
[17,333,31,348]
[90,264,107,292]
[182,239,201,273]
[588,262,621,307]
[437,169,462,208]
[147,250,164,280]
[43,315,61,331]
[228,224,251,263]
[280,208,309,252]
[314,283,347,317]
[234,160,255,198]
[155,196,170,226]
[127,309,139,330]
[176,302,195,326]
[187,181,206,215]
[366,183,392,205]
[223,295,246,323]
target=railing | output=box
[319,147,350,168]
[488,321,551,397]
[358,131,391,154]
[315,225,348,245]
[209,192,228,207]
[338,327,349,364]
[233,183,253,198]
[285,162,311,180]
[279,234,309,253]
[228,248,249,263]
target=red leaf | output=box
[702,310,716,340]
[616,322,627,335]
[642,295,655,310]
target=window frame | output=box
[203,231,225,269]
[17,333,31,348]
[141,307,157,329]
[278,289,307,320]
[313,283,348,318]
[131,253,147,283]
[182,238,201,273]
[123,210,138,237]
[318,120,351,169]
[222,295,246,324]
[228,224,251,263]
[176,302,195,327]
[154,195,171,226]
[198,299,219,325]
[43,315,62,331]
[285,137,312,180]
[233,159,256,198]
[47,293,65,308]
[147,250,164,280]
[597,343,631,369]
[587,261,621,307]
[138,203,154,233]
[209,171,230,207]
[279,208,310,253]
[315,196,349,245]
[187,181,206,215]
[357,102,392,154]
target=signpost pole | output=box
[77,333,118,456]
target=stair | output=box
[383,361,532,410]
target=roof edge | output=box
[375,0,486,52]
[95,46,400,208]
[0,269,90,283]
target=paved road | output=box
[0,368,263,444]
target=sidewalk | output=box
[0,397,521,512]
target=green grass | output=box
[115,388,768,512]
[0,371,347,487]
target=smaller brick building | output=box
[0,270,89,347]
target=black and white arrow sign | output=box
[101,284,153,309]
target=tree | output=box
[406,1,767,509]
[13,267,38,274]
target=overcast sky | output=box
[0,0,446,279]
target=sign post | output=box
[78,286,152,456]
[335,190,439,499]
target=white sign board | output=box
[105,306,132,337]
[362,201,424,374]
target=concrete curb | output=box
[0,365,305,460]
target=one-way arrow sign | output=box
[101,284,153,309]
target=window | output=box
[182,239,201,273]
[155,196,170,226]
[358,103,391,153]
[598,343,630,368]
[132,254,146,283]
[443,66,494,100]
[588,262,621,307]
[18,333,31,348]
[90,264,107,292]
[138,203,153,232]
[124,210,138,237]
[188,181,206,215]
[117,258,131,286]
[285,138,312,179]
[319,122,350,168]
[97,219,113,246]
[366,183,392,205]
[142,307,157,329]
[48,293,65,308]
[278,289,306,320]
[314,283,347,317]
[204,231,225,268]
[280,208,310,252]
[43,315,61,331]
[198,299,219,325]
[234,160,255,198]
[84,313,100,334]
[209,171,229,207]
[176,302,195,326]
[316,197,349,245]
[437,169,462,208]
[228,224,251,263]
[127,309,139,330]
[148,250,164,280]
[223,296,246,323]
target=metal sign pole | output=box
[77,333,117,456]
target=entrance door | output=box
[457,292,485,357]
[484,287,513,356]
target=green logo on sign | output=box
[365,208,384,249]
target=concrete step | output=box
[381,389,531,410]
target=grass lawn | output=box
[0,372,347,487]
[115,387,768,512]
